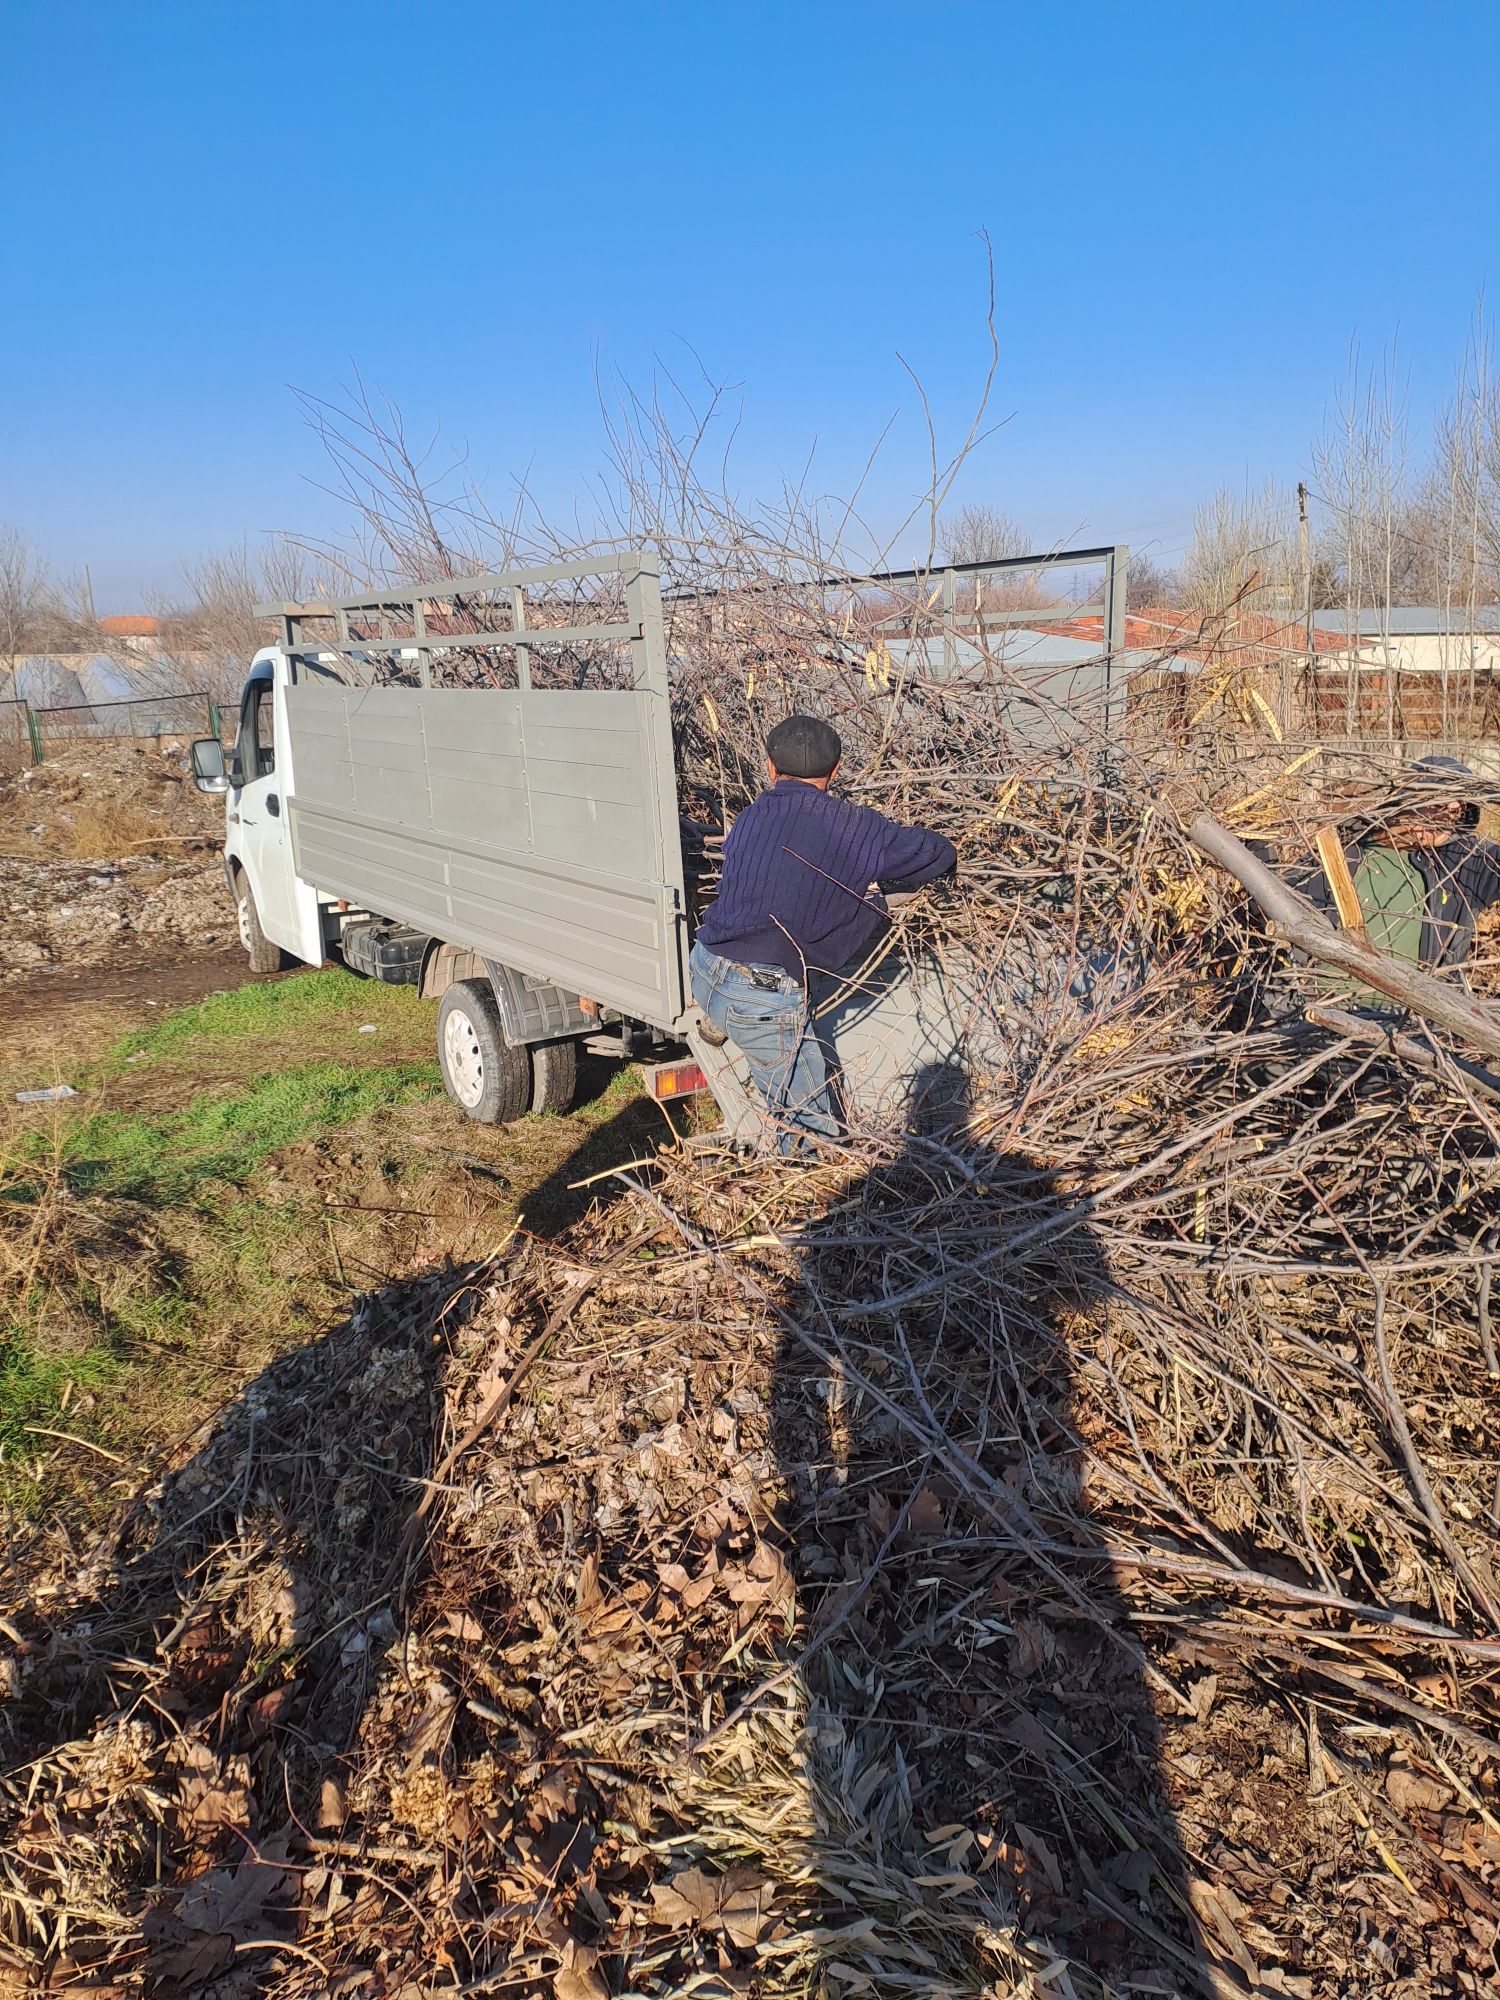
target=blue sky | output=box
[4,0,1496,607]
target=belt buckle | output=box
[749,966,782,991]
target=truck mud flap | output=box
[483,959,594,1046]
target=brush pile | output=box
[4,682,1500,1998]
[6,549,1500,2000]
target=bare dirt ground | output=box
[0,738,258,1095]
[1,948,255,1096]
[0,741,230,987]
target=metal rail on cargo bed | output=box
[258,550,666,693]
[256,554,691,1032]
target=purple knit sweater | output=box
[695,779,956,981]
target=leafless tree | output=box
[0,528,100,698]
[1311,344,1436,626]
[940,503,1030,567]
[933,501,1069,611]
[1167,484,1307,734]
[1306,323,1500,620]
[1178,481,1298,617]
[1124,549,1178,607]
[1424,312,1500,609]
[120,539,341,700]
[289,373,540,588]
[0,525,51,688]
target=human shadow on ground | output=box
[771,1060,1225,1997]
[0,1251,492,1990]
[0,1062,700,1992]
[0,1053,1229,1996]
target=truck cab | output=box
[219,652,326,970]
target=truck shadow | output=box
[517,1062,687,1237]
[771,1061,1217,1996]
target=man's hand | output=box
[678,815,724,849]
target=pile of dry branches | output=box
[4,730,1500,1998]
[6,343,1500,1995]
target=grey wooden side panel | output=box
[522,691,659,878]
[286,682,357,814]
[348,695,434,831]
[286,681,684,1026]
[423,691,529,852]
[294,806,451,912]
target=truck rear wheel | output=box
[530,1039,578,1116]
[437,980,529,1124]
[235,872,287,975]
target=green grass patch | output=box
[96,968,431,1076]
[66,1060,441,1203]
[0,1318,123,1466]
[2,967,658,1520]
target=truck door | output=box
[232,670,303,953]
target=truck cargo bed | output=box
[268,555,690,1032]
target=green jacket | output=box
[1290,832,1500,1008]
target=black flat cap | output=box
[766,713,841,778]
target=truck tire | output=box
[437,980,529,1124]
[530,1039,578,1116]
[235,872,288,975]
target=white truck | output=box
[190,551,1130,1138]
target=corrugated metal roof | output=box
[882,628,1135,672]
[1311,607,1500,637]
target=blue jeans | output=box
[689,941,839,1153]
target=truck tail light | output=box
[643,1059,708,1101]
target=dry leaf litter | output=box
[3,630,1500,1998]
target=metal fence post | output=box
[1099,544,1129,791]
[26,704,43,765]
[209,698,222,739]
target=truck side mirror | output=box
[191,737,229,794]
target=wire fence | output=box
[0,691,221,771]
[0,699,36,774]
[0,669,1494,784]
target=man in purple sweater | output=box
[690,714,956,1151]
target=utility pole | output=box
[1298,482,1314,732]
[1298,483,1313,660]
